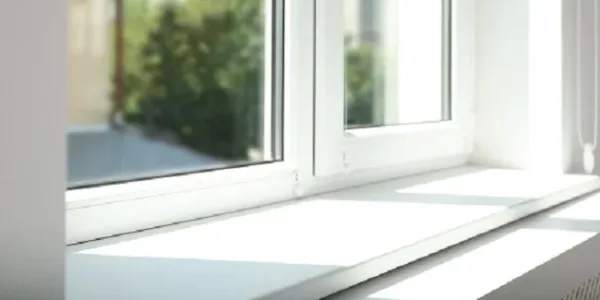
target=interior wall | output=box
[563,0,577,174]
[470,0,576,174]
[0,0,66,299]
[570,0,600,175]
[470,0,531,169]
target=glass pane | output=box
[67,0,282,187]
[344,0,450,129]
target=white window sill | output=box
[330,189,600,300]
[66,166,600,300]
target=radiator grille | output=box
[562,273,600,300]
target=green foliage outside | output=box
[114,0,377,161]
[345,43,379,127]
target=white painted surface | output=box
[327,188,600,300]
[471,0,573,174]
[471,0,531,169]
[571,0,600,175]
[67,167,599,300]
[314,0,345,177]
[529,0,565,174]
[0,0,66,299]
[563,0,577,175]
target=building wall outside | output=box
[68,0,112,126]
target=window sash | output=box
[67,0,303,243]
[314,0,473,177]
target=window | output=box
[67,0,295,243]
[66,0,475,243]
[67,0,282,187]
[344,0,451,128]
[315,0,472,176]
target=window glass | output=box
[67,0,282,187]
[344,0,451,129]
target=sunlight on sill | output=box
[550,193,600,221]
[76,168,595,269]
[397,169,593,199]
[367,228,596,300]
[80,199,502,267]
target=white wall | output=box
[471,0,530,169]
[471,0,574,174]
[0,0,66,299]
[570,0,600,175]
[562,0,577,174]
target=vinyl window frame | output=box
[313,0,475,176]
[66,0,476,244]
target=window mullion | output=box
[314,0,346,177]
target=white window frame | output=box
[66,0,306,244]
[66,0,476,244]
[314,0,475,176]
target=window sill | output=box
[67,166,600,300]
[330,188,600,300]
